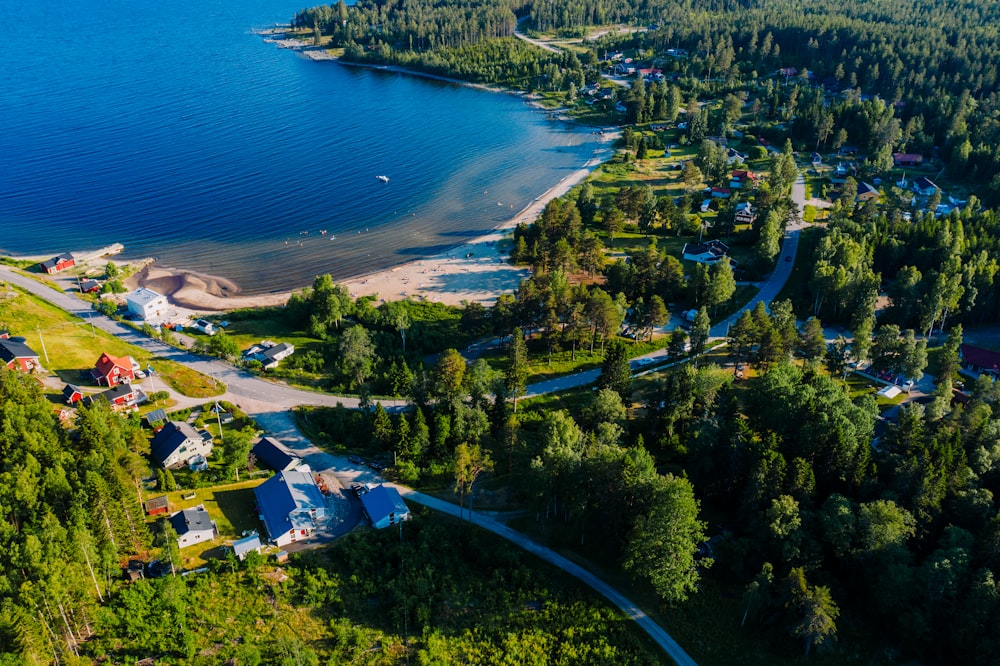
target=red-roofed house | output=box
[960,344,1000,380]
[92,352,135,386]
[893,153,924,167]
[730,170,758,189]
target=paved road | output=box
[1,266,364,410]
[709,173,808,338]
[513,17,560,53]
[2,266,697,665]
[258,409,697,666]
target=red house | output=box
[84,383,137,412]
[0,339,41,373]
[960,344,1000,380]
[730,170,759,189]
[892,153,924,167]
[62,384,84,404]
[92,352,135,386]
[144,496,169,516]
[40,253,75,274]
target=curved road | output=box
[709,173,808,338]
[1,265,696,665]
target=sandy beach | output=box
[129,130,617,313]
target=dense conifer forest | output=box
[297,0,1000,201]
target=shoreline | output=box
[120,31,620,313]
[129,131,616,312]
[81,32,616,314]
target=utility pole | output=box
[36,326,49,364]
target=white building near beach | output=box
[126,287,168,322]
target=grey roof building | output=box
[169,505,217,549]
[150,421,213,469]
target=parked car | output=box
[351,484,367,498]
[348,455,364,465]
[368,461,386,472]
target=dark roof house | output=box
[913,176,939,196]
[682,240,732,265]
[252,437,300,472]
[83,383,137,412]
[243,341,295,370]
[40,253,75,274]
[0,339,41,373]
[169,505,217,549]
[856,181,880,202]
[151,421,213,469]
[254,469,326,547]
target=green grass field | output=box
[152,478,268,568]
[0,286,220,398]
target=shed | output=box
[231,534,263,561]
[144,495,169,516]
[145,408,168,426]
[62,384,84,405]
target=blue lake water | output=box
[0,0,596,294]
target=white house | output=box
[913,176,940,197]
[360,484,410,529]
[126,288,168,322]
[169,505,217,549]
[682,239,731,265]
[735,202,757,225]
[151,421,214,469]
[254,469,327,547]
[242,341,295,370]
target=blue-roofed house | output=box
[360,484,410,529]
[231,534,263,561]
[254,469,326,547]
[252,437,300,472]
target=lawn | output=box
[153,358,226,398]
[152,478,269,568]
[0,286,219,398]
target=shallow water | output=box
[0,0,597,293]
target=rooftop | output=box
[126,287,164,306]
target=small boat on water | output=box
[376,175,389,183]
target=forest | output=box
[296,0,1000,201]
